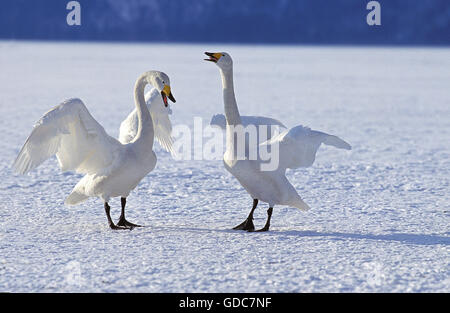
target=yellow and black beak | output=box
[161,85,176,107]
[204,52,222,63]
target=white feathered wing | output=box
[13,98,122,176]
[260,125,351,171]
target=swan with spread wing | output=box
[13,71,176,230]
[204,52,351,232]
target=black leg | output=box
[256,207,273,232]
[104,202,129,230]
[117,197,142,228]
[233,199,257,231]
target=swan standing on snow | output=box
[204,52,351,232]
[13,71,176,230]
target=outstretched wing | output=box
[13,98,122,175]
[119,89,175,156]
[261,125,351,170]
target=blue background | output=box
[1,0,449,45]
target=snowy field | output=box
[0,41,449,292]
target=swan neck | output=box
[133,75,154,145]
[220,67,241,126]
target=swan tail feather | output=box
[290,198,311,211]
[65,190,89,205]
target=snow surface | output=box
[0,41,449,292]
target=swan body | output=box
[13,71,176,229]
[205,52,351,231]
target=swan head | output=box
[204,52,232,70]
[145,71,176,107]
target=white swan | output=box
[13,71,176,229]
[204,52,351,232]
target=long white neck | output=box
[220,67,242,126]
[133,74,154,147]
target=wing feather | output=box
[261,125,351,170]
[13,98,121,175]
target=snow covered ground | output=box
[0,41,448,292]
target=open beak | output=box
[161,85,176,107]
[204,52,222,63]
